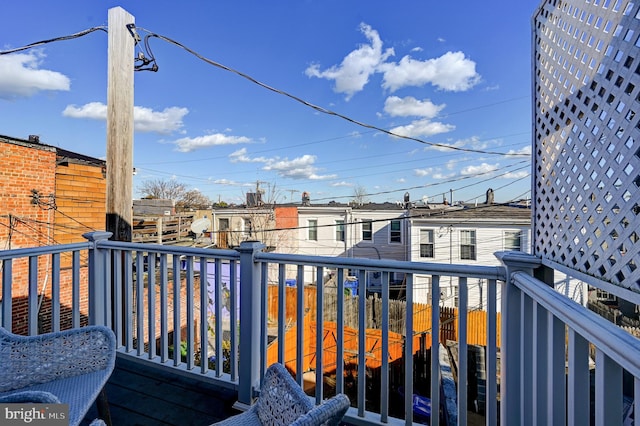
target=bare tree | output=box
[177,189,213,210]
[351,185,369,206]
[138,178,213,210]
[138,179,187,200]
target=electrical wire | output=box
[136,27,529,158]
[0,27,107,55]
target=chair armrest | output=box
[0,326,116,392]
[290,394,351,426]
[0,391,61,404]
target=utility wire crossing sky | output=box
[0,1,538,205]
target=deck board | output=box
[81,356,240,426]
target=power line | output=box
[0,27,107,55]
[136,27,529,158]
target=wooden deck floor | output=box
[81,356,240,426]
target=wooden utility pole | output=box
[106,7,135,241]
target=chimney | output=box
[485,188,495,204]
[28,135,40,143]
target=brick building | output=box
[0,134,107,334]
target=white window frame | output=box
[390,220,402,244]
[308,219,318,241]
[460,230,477,260]
[419,229,435,258]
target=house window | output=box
[460,230,477,260]
[362,219,372,241]
[390,220,402,243]
[336,220,345,242]
[504,231,522,251]
[243,218,253,238]
[308,219,317,241]
[419,229,435,258]
[218,218,229,230]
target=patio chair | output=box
[0,325,116,426]
[214,363,350,426]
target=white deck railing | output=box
[2,232,639,425]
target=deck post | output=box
[84,231,113,326]
[236,241,265,408]
[495,251,540,426]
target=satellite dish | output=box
[190,218,211,235]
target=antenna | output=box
[190,217,211,240]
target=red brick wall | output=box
[275,206,298,229]
[0,138,107,334]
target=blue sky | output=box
[0,1,538,205]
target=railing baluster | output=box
[136,252,144,357]
[214,258,222,376]
[51,253,60,332]
[199,256,208,373]
[548,312,565,425]
[277,264,286,365]
[595,349,622,426]
[260,261,268,381]
[230,259,238,381]
[159,253,168,363]
[72,252,80,329]
[336,268,345,396]
[458,276,468,426]
[113,250,123,344]
[1,259,12,330]
[148,252,157,360]
[380,271,389,423]
[124,251,133,352]
[568,328,589,426]
[172,254,181,367]
[296,264,304,386]
[186,256,195,370]
[404,273,414,425]
[430,274,440,426]
[315,266,324,404]
[486,278,497,425]
[521,293,534,426]
[28,256,38,335]
[358,269,367,418]
[533,300,548,426]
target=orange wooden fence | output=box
[265,285,501,375]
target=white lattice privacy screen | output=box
[533,0,640,291]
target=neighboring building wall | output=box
[409,206,532,311]
[0,135,106,334]
[297,205,408,285]
[54,161,107,245]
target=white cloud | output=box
[230,149,337,180]
[0,51,70,99]
[414,168,433,177]
[263,154,337,180]
[460,163,499,176]
[505,145,532,157]
[174,133,251,152]
[437,37,446,43]
[380,51,480,92]
[229,148,269,163]
[305,23,394,100]
[331,181,354,187]
[390,118,455,138]
[63,102,189,134]
[63,102,106,120]
[502,170,530,179]
[134,106,189,134]
[212,178,245,186]
[384,96,445,118]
